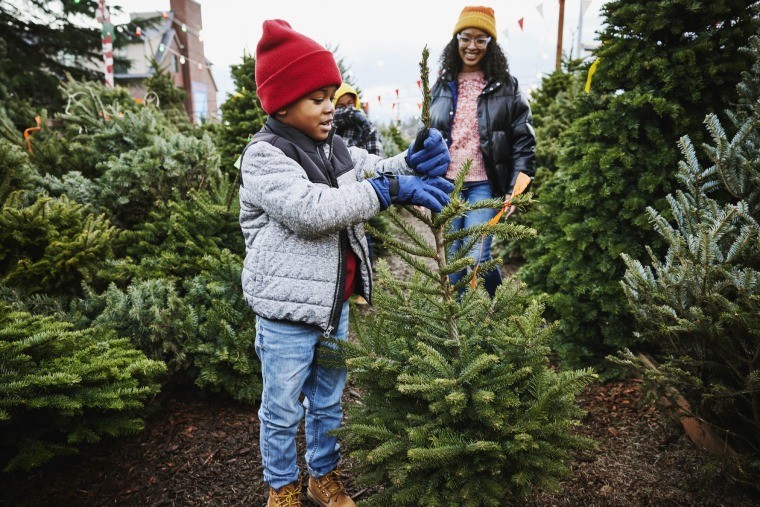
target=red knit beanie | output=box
[255,20,342,115]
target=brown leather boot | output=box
[306,470,355,506]
[267,481,302,507]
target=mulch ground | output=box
[2,377,759,507]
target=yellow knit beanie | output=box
[452,6,497,40]
[333,82,361,109]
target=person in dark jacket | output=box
[332,83,383,156]
[429,5,536,298]
[243,19,452,507]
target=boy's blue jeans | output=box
[254,302,349,490]
[448,180,502,298]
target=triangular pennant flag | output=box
[502,28,510,41]
[536,2,544,19]
[518,17,524,30]
[582,0,593,14]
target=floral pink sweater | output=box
[445,71,488,182]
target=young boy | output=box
[241,19,453,507]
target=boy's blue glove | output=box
[406,128,450,178]
[369,174,454,212]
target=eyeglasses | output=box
[457,33,491,48]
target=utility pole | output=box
[556,0,566,70]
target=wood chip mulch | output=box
[2,377,759,507]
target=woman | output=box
[429,5,536,297]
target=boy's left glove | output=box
[406,128,450,178]
[368,174,454,212]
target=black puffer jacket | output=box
[429,72,536,196]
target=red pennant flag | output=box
[417,103,422,110]
[416,80,422,89]
[518,18,524,30]
[395,89,399,97]
[377,95,381,103]
[391,102,396,110]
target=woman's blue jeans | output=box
[254,302,349,490]
[448,180,502,298]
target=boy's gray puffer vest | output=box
[429,72,536,196]
[239,117,411,333]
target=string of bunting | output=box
[369,0,602,113]
[114,8,207,70]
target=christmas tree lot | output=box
[0,74,260,470]
[615,31,760,490]
[331,49,597,506]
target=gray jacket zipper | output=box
[317,142,345,336]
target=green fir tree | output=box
[617,31,760,490]
[31,79,221,229]
[337,171,595,505]
[0,305,165,471]
[144,59,189,127]
[499,59,588,264]
[0,0,124,124]
[527,58,588,192]
[338,50,594,498]
[0,139,34,206]
[520,0,758,369]
[217,52,265,178]
[91,184,259,403]
[0,192,119,296]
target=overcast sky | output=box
[112,0,609,123]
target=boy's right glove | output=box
[405,128,450,178]
[369,174,453,212]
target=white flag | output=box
[536,2,544,19]
[582,0,593,14]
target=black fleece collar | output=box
[263,116,336,157]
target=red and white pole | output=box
[96,0,114,87]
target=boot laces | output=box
[316,469,347,498]
[272,484,302,507]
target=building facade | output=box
[114,0,218,123]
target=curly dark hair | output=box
[438,36,510,82]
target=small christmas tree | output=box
[618,32,760,489]
[90,185,259,403]
[31,79,220,229]
[0,305,165,471]
[333,49,596,506]
[0,192,119,296]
